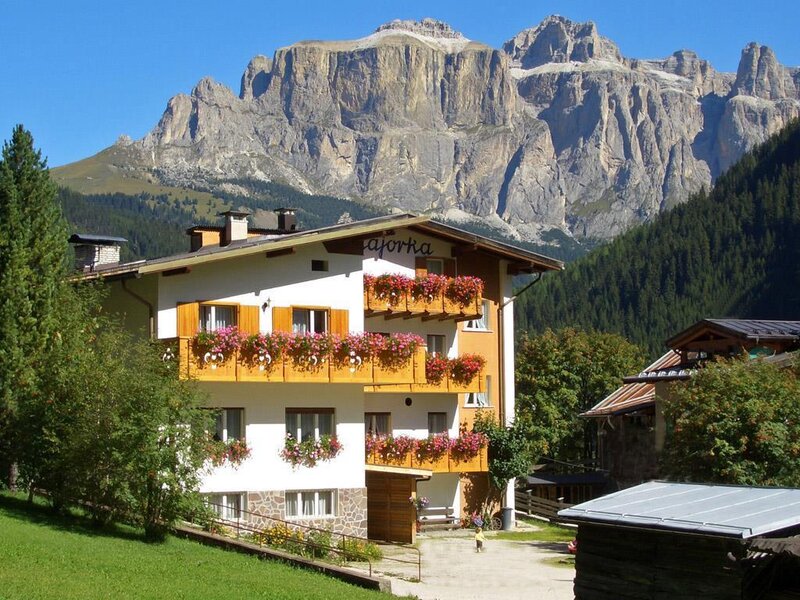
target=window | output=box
[426,258,444,275]
[465,375,491,408]
[285,490,335,518]
[292,308,328,334]
[427,334,446,356]
[206,492,245,520]
[201,304,236,331]
[215,408,244,441]
[465,300,490,330]
[365,412,391,436]
[428,412,448,434]
[286,409,334,442]
[311,260,328,272]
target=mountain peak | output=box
[504,15,622,68]
[374,18,465,40]
[733,42,798,100]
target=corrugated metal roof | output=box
[582,351,681,417]
[558,481,800,538]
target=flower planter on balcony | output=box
[448,373,485,394]
[415,454,450,472]
[284,356,330,382]
[406,291,444,315]
[188,350,237,381]
[450,447,487,473]
[237,357,285,382]
[330,356,374,383]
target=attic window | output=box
[311,260,328,272]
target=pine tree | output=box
[0,125,69,489]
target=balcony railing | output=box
[160,337,427,385]
[365,444,488,474]
[366,356,485,394]
[364,275,483,321]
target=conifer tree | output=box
[0,125,69,489]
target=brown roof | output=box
[581,350,682,417]
[666,319,800,350]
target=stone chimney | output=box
[68,234,127,272]
[275,207,298,232]
[219,210,250,246]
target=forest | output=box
[516,119,800,357]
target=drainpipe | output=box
[496,270,543,526]
[121,277,155,339]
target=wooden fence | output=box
[514,490,573,521]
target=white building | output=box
[79,211,561,542]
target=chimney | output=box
[275,208,298,232]
[68,234,127,272]
[219,210,250,246]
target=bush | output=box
[305,528,333,559]
[336,538,383,562]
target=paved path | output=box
[373,530,575,600]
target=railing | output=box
[160,338,427,385]
[366,445,489,473]
[364,279,483,321]
[514,490,573,521]
[199,502,422,581]
[366,364,485,394]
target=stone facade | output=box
[248,488,367,538]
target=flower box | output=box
[188,350,238,381]
[237,358,285,382]
[284,356,330,382]
[448,372,485,393]
[406,290,444,314]
[330,356,374,383]
[415,454,451,472]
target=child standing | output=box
[475,527,485,553]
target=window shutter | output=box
[177,302,199,337]
[330,309,349,336]
[415,257,427,278]
[443,259,456,277]
[238,305,260,335]
[272,307,293,333]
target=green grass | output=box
[542,555,575,569]
[0,494,389,600]
[493,520,576,543]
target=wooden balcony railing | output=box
[365,367,485,394]
[160,337,427,385]
[366,445,488,473]
[364,281,483,321]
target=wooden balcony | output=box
[161,337,427,385]
[365,369,485,394]
[366,445,488,473]
[364,286,483,322]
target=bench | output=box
[417,506,458,530]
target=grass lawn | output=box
[493,519,576,543]
[0,494,390,600]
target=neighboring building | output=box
[584,319,800,490]
[75,211,562,543]
[559,481,800,600]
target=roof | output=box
[524,472,607,487]
[667,319,800,350]
[558,481,800,539]
[582,351,682,417]
[68,233,128,245]
[76,213,564,280]
[748,535,800,557]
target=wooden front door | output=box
[366,471,415,543]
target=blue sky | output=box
[2,0,798,167]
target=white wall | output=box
[200,383,366,494]
[417,474,460,514]
[366,393,460,438]
[157,244,364,338]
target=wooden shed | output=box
[558,481,800,600]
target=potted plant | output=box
[449,353,486,388]
[444,276,484,312]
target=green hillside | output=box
[516,119,800,357]
[0,494,386,600]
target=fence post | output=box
[526,490,532,516]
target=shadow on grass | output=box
[0,492,152,544]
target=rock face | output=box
[118,16,800,240]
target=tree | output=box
[0,125,69,489]
[473,410,543,491]
[515,328,643,467]
[662,358,800,487]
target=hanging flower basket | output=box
[281,433,342,468]
[208,438,252,468]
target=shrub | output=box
[305,528,333,559]
[337,538,383,561]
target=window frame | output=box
[205,492,246,520]
[464,299,491,331]
[285,489,336,519]
[427,411,448,434]
[285,408,335,442]
[425,258,445,275]
[214,407,244,442]
[291,307,329,335]
[365,412,391,436]
[426,334,446,356]
[465,375,491,408]
[200,302,238,332]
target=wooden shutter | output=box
[415,257,428,278]
[443,259,456,277]
[177,302,199,337]
[238,305,260,335]
[272,307,293,333]
[330,309,349,336]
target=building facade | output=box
[81,212,561,542]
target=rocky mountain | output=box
[58,16,800,241]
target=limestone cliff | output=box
[106,16,800,240]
